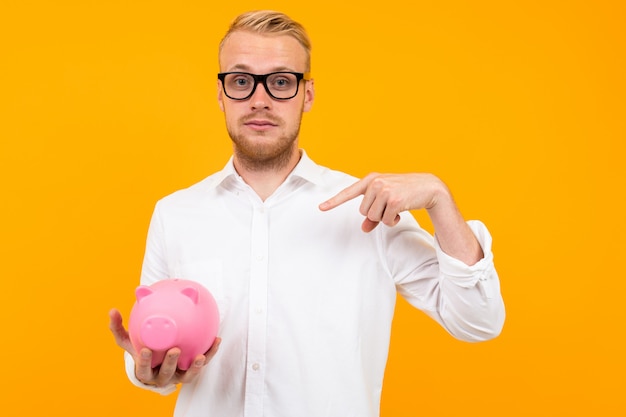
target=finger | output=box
[360,182,388,221]
[319,175,375,211]
[178,356,205,384]
[108,309,133,352]
[379,202,402,227]
[155,348,180,387]
[135,348,156,384]
[361,176,403,228]
[178,351,211,384]
[361,218,380,233]
[179,338,222,384]
[362,213,401,233]
[108,308,124,337]
[205,337,222,361]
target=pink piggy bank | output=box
[128,278,219,370]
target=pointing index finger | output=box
[319,175,372,211]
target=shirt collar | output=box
[288,150,325,186]
[205,149,325,191]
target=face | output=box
[218,31,314,170]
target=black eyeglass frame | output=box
[217,71,310,101]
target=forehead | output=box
[219,31,308,73]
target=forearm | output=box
[427,184,483,266]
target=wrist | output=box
[425,177,453,212]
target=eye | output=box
[228,74,253,90]
[268,73,295,90]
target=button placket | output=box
[243,204,270,416]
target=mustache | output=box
[240,113,282,125]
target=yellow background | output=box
[1,0,624,415]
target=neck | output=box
[233,148,302,201]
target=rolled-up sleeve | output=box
[391,219,505,342]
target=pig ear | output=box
[181,287,199,304]
[135,286,153,302]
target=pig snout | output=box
[140,315,179,351]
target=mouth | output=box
[243,115,278,131]
[243,117,279,131]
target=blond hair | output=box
[219,10,312,71]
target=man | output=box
[110,10,505,417]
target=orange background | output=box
[1,1,624,416]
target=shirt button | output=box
[252,363,260,371]
[256,254,264,261]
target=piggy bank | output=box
[128,278,219,370]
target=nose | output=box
[249,80,272,110]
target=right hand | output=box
[108,308,221,387]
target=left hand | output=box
[319,172,447,232]
[108,308,221,387]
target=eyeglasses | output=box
[217,71,310,101]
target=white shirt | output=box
[124,151,505,417]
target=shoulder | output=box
[318,165,359,191]
[296,152,359,192]
[154,172,223,211]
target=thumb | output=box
[109,308,135,354]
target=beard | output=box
[227,112,303,172]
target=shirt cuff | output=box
[434,220,495,288]
[124,351,178,395]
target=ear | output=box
[303,78,315,113]
[217,79,225,112]
[135,286,153,302]
[181,286,199,305]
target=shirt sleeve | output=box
[140,202,170,286]
[390,219,505,342]
[122,203,177,394]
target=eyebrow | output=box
[226,64,300,73]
